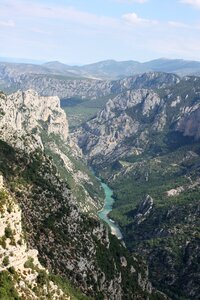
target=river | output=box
[98,181,123,240]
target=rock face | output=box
[176,104,200,139]
[0,90,164,299]
[134,195,154,225]
[0,89,68,143]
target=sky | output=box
[0,0,200,64]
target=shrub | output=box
[24,257,34,269]
[2,256,9,266]
[36,270,48,286]
[4,226,13,239]
[0,271,20,299]
[0,236,6,249]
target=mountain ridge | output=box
[1,58,200,85]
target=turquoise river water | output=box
[98,182,123,240]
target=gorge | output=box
[0,88,165,299]
[0,65,200,299]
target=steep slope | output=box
[0,175,73,299]
[75,75,200,299]
[0,90,165,299]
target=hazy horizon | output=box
[1,56,200,67]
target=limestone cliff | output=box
[0,90,68,149]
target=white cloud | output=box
[0,20,15,27]
[0,1,118,29]
[122,12,158,25]
[180,0,200,8]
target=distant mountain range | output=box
[1,58,200,80]
[38,58,200,78]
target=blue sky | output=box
[0,0,200,64]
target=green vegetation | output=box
[0,138,141,299]
[0,236,6,249]
[101,140,200,242]
[2,256,9,267]
[4,226,13,239]
[0,190,9,213]
[36,270,48,286]
[24,257,35,269]
[0,271,19,300]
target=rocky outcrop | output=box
[116,72,180,92]
[134,195,154,225]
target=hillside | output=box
[75,74,200,299]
